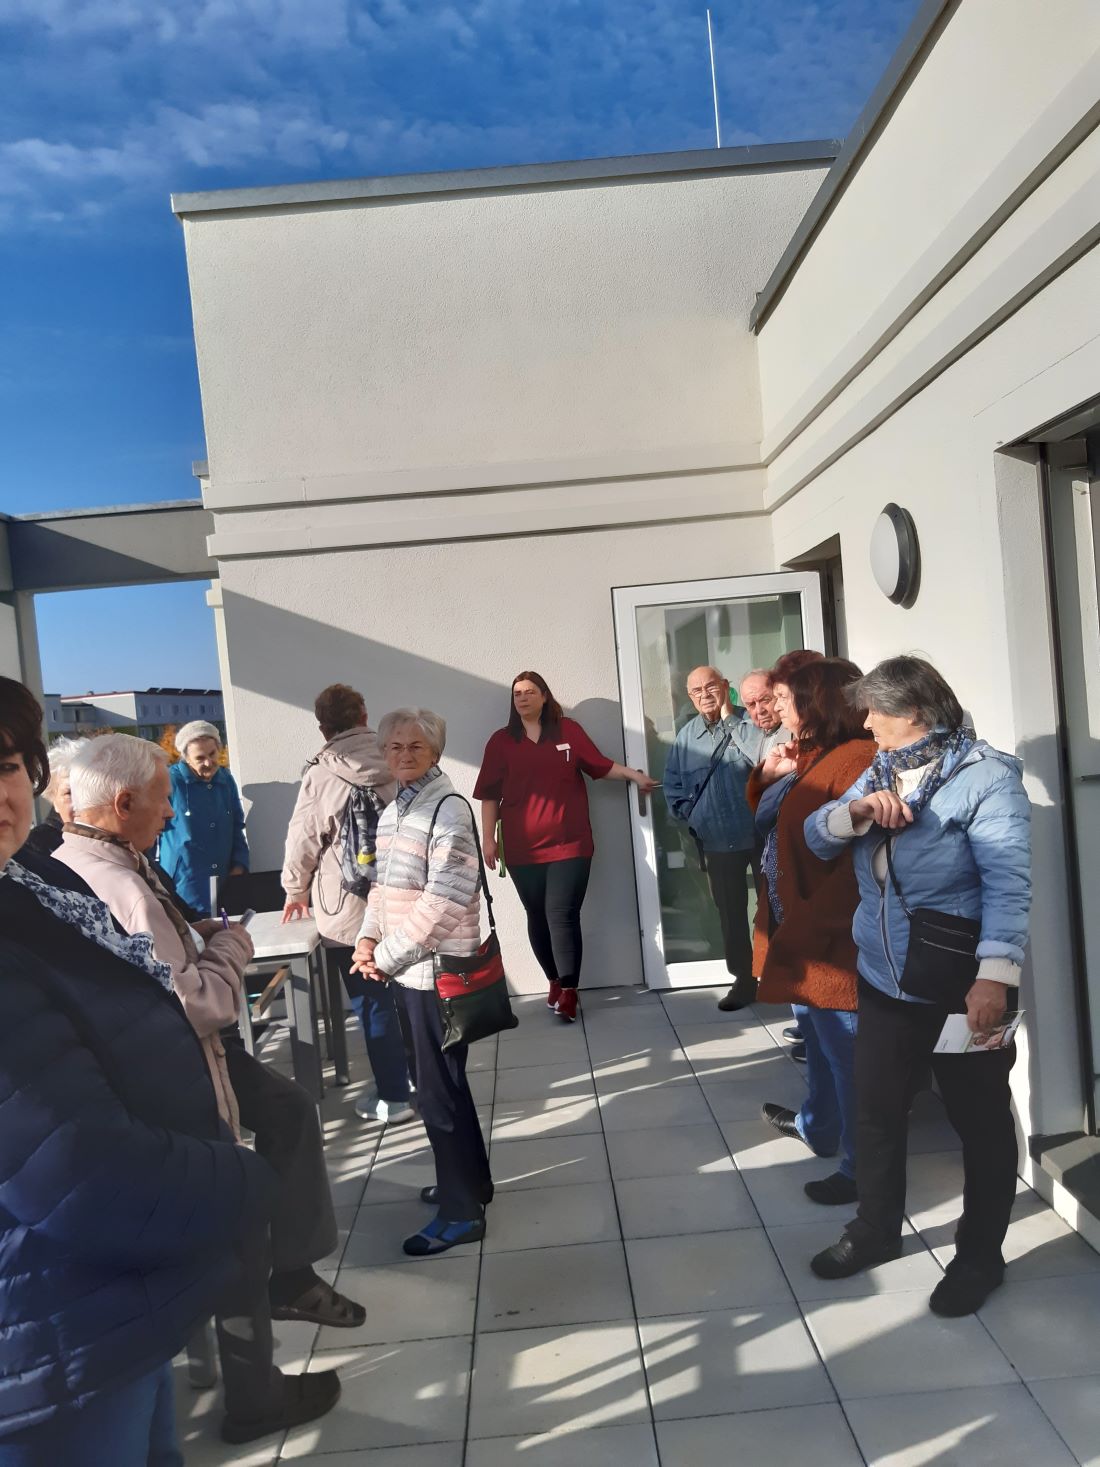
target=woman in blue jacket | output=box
[0,678,275,1465]
[158,719,249,915]
[804,656,1030,1317]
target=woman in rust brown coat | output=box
[750,658,874,1205]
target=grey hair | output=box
[70,734,168,814]
[377,707,447,759]
[175,719,222,755]
[46,736,87,783]
[848,656,965,731]
[739,668,770,687]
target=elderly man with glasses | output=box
[664,666,784,1011]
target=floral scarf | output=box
[3,858,174,991]
[866,724,976,817]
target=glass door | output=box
[1047,450,1100,1126]
[613,572,824,990]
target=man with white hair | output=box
[158,718,249,915]
[53,734,352,1445]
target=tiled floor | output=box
[176,988,1100,1466]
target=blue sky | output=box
[2,0,921,692]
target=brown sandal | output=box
[270,1278,365,1328]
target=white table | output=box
[242,911,350,1108]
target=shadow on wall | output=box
[223,590,645,986]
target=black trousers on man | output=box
[850,979,1019,1271]
[704,848,757,1002]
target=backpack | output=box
[335,781,386,897]
[308,758,386,907]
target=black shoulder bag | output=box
[427,793,519,1051]
[885,836,979,1012]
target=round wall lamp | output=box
[870,503,921,607]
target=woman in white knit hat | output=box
[158,719,249,915]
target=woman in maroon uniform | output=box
[475,671,657,1021]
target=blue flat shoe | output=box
[403,1214,486,1256]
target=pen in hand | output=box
[219,907,230,930]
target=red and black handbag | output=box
[427,794,519,1051]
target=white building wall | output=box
[753,0,1100,1157]
[179,157,827,989]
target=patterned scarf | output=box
[65,823,202,966]
[3,858,174,991]
[866,724,976,817]
[395,764,443,817]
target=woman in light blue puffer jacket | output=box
[803,656,1031,1318]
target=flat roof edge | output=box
[170,140,840,217]
[12,499,206,524]
[750,0,959,332]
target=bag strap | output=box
[685,727,733,818]
[426,791,496,932]
[884,835,913,918]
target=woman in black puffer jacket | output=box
[0,677,275,1466]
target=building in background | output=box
[44,688,225,744]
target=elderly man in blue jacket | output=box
[159,720,249,915]
[663,666,769,1011]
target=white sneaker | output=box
[355,1092,415,1126]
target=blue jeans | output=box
[793,1004,859,1179]
[0,1362,181,1466]
[333,949,412,1103]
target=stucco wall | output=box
[219,513,774,992]
[181,164,827,494]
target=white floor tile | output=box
[640,1305,835,1419]
[627,1228,793,1315]
[484,1181,620,1253]
[846,1383,1079,1465]
[360,1150,437,1207]
[342,1199,479,1269]
[478,1241,632,1332]
[767,1219,943,1301]
[978,1274,1100,1381]
[737,1152,849,1226]
[604,1123,730,1180]
[492,1061,596,1104]
[1028,1376,1100,1467]
[466,1423,659,1466]
[597,1084,713,1133]
[281,1338,470,1455]
[699,1071,805,1124]
[491,1096,603,1141]
[804,1290,1016,1399]
[590,1056,697,1097]
[495,1032,590,1070]
[489,1134,611,1192]
[656,1402,863,1467]
[614,1169,755,1239]
[283,1448,462,1466]
[324,1258,479,1346]
[926,1191,1100,1282]
[468,1320,650,1438]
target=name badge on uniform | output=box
[557,743,572,762]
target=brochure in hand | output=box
[934,1011,1024,1055]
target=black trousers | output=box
[225,1041,337,1271]
[396,985,493,1222]
[705,848,756,998]
[851,979,1019,1271]
[509,856,592,990]
[214,1044,339,1420]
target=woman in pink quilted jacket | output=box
[352,707,493,1256]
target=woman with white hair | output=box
[19,735,85,859]
[158,718,249,915]
[352,708,494,1256]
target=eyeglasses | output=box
[385,742,430,756]
[688,682,724,698]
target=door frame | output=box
[612,570,825,990]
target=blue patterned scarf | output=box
[395,764,443,816]
[3,859,174,991]
[866,724,976,817]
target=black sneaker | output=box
[222,1370,341,1443]
[810,1230,902,1279]
[929,1259,1004,1317]
[717,984,755,1012]
[804,1171,858,1205]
